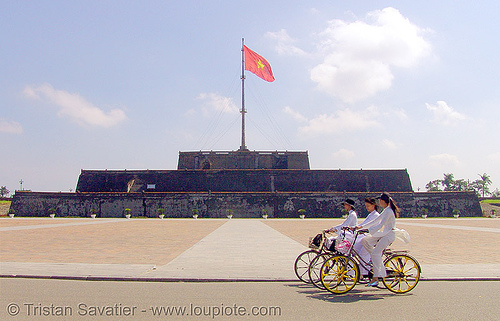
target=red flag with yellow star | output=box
[244,45,275,82]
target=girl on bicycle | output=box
[324,198,358,250]
[353,197,380,280]
[357,192,400,287]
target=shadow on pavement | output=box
[284,282,413,303]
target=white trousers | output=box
[361,232,395,278]
[353,236,371,276]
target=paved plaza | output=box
[1,217,499,281]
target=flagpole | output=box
[240,38,247,151]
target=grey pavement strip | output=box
[0,262,156,279]
[2,262,499,281]
[0,219,129,232]
[397,221,500,233]
[149,219,309,281]
[420,264,500,280]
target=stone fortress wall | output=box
[12,190,481,218]
[10,150,482,218]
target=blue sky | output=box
[1,0,499,194]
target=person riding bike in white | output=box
[352,197,380,281]
[356,192,400,287]
[324,198,358,250]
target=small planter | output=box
[124,208,131,219]
[226,209,233,219]
[8,214,14,218]
[90,214,96,219]
[49,214,55,219]
[421,214,427,219]
[298,209,306,219]
[262,214,268,219]
[299,214,305,219]
[192,214,198,219]
[453,214,459,219]
[452,209,460,219]
[227,214,233,219]
[159,214,165,219]
[125,214,131,219]
[342,214,348,219]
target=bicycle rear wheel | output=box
[294,250,319,283]
[382,254,421,294]
[308,253,331,289]
[320,255,359,294]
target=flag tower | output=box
[240,38,275,151]
[240,38,247,151]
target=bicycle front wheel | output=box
[320,255,359,294]
[294,250,319,283]
[382,254,421,294]
[308,253,331,289]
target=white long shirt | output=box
[362,206,395,238]
[358,210,380,228]
[331,210,358,234]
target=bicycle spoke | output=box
[298,269,308,279]
[321,255,359,294]
[382,255,420,294]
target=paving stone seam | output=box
[0,219,130,232]
[397,222,500,233]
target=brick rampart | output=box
[76,169,413,193]
[11,191,481,218]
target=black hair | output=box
[379,192,400,218]
[364,197,377,205]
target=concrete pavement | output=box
[1,217,499,281]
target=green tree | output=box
[442,173,455,191]
[0,186,10,197]
[474,173,492,197]
[453,179,469,191]
[425,179,442,191]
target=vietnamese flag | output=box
[244,45,275,82]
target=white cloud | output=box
[333,148,355,160]
[297,106,380,135]
[393,108,409,121]
[23,83,126,128]
[283,106,308,122]
[265,29,307,56]
[197,93,239,116]
[429,153,461,167]
[488,152,500,161]
[0,119,23,134]
[426,101,467,125]
[311,7,432,103]
[382,139,398,149]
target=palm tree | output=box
[442,173,455,191]
[477,173,492,197]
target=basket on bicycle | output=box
[308,233,323,249]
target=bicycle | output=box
[294,231,339,283]
[320,228,421,294]
[307,231,352,289]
